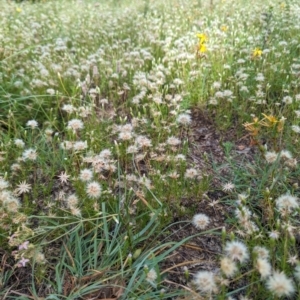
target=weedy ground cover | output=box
[1,0,300,299]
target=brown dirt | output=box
[160,108,257,298]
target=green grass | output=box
[1,0,300,299]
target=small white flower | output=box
[60,141,74,150]
[26,120,38,129]
[222,182,235,192]
[15,181,31,195]
[22,148,37,161]
[46,88,55,95]
[62,104,76,114]
[146,268,157,284]
[58,171,70,184]
[291,125,300,133]
[212,81,221,89]
[268,230,280,239]
[282,96,293,104]
[14,139,25,148]
[184,168,198,179]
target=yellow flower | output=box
[221,25,228,32]
[243,117,260,137]
[260,114,284,132]
[280,2,286,9]
[253,48,262,57]
[260,114,278,127]
[199,43,207,53]
[196,33,208,44]
[16,7,22,13]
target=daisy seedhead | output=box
[14,139,25,148]
[79,169,93,182]
[73,141,88,151]
[253,246,269,260]
[62,104,76,114]
[184,168,198,179]
[212,81,222,89]
[65,194,79,208]
[268,230,280,240]
[224,240,249,263]
[135,135,152,148]
[176,113,192,126]
[193,270,217,294]
[4,197,21,213]
[86,181,102,199]
[0,178,9,190]
[265,151,279,163]
[280,150,293,160]
[294,264,300,282]
[255,258,272,278]
[220,257,238,278]
[192,213,210,230]
[287,254,298,266]
[70,206,81,217]
[166,136,181,146]
[22,149,37,161]
[266,271,295,298]
[26,120,38,129]
[67,119,84,131]
[275,193,299,213]
[58,171,70,184]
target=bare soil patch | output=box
[162,108,257,297]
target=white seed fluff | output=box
[86,181,102,199]
[224,240,249,263]
[194,271,217,294]
[192,213,210,230]
[266,271,295,297]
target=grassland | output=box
[1,0,300,299]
